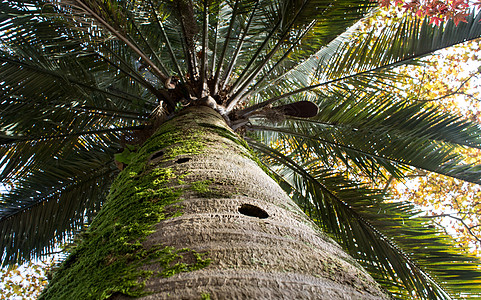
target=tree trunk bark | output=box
[40,106,388,299]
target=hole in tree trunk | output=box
[238,204,269,219]
[150,151,164,160]
[176,157,191,164]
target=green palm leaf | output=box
[249,139,481,298]
[239,9,481,116]
[0,140,118,264]
[248,91,481,184]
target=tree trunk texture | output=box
[41,106,388,300]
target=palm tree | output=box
[2,0,481,298]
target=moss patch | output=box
[39,164,210,299]
[190,179,230,198]
[40,114,211,300]
[191,180,213,195]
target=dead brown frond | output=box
[261,107,286,123]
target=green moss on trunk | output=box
[40,109,217,300]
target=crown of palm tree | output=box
[1,0,481,298]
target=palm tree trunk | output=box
[40,106,388,299]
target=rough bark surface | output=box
[113,106,388,299]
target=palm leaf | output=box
[247,90,481,184]
[0,143,118,265]
[238,9,481,116]
[249,139,481,299]
[225,0,375,111]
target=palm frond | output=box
[247,90,481,184]
[0,125,145,146]
[64,0,169,82]
[213,0,240,91]
[0,170,115,266]
[220,0,260,90]
[0,139,118,265]
[148,0,186,82]
[238,9,481,116]
[225,0,375,112]
[249,139,481,299]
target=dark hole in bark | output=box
[151,151,164,160]
[176,157,191,164]
[238,204,269,219]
